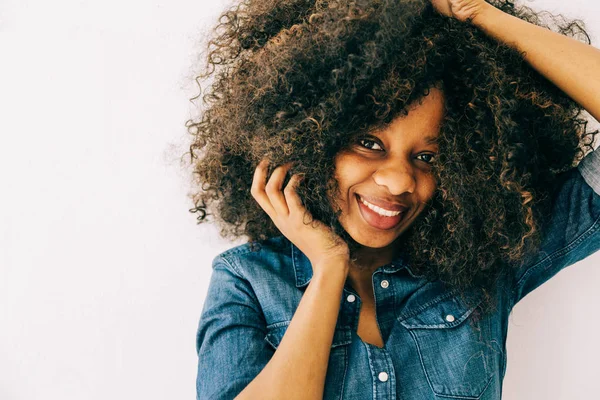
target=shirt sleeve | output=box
[196,255,274,400]
[509,148,600,308]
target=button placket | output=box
[363,343,396,398]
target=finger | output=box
[283,173,305,211]
[251,158,276,217]
[265,162,294,215]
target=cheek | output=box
[417,176,438,203]
[333,154,367,187]
[328,157,350,206]
[334,152,356,173]
[331,155,366,209]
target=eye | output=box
[416,153,437,164]
[357,137,383,151]
[355,137,437,165]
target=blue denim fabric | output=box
[196,149,600,400]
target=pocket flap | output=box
[265,321,352,349]
[399,294,482,330]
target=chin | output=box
[346,221,409,249]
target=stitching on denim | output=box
[362,342,377,399]
[400,303,478,329]
[291,240,302,287]
[338,345,348,400]
[409,327,494,399]
[216,236,288,261]
[216,255,243,278]
[217,244,255,259]
[397,289,459,321]
[266,320,290,330]
[384,349,396,398]
[408,329,436,395]
[215,255,267,323]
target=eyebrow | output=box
[424,135,439,145]
[368,129,439,145]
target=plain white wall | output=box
[0,0,598,399]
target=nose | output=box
[372,160,416,195]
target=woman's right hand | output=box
[251,158,350,276]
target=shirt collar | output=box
[289,239,425,288]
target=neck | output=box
[346,241,404,295]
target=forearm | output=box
[472,3,600,122]
[235,259,350,400]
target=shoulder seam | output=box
[213,255,244,279]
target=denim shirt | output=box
[196,149,600,400]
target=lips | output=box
[356,194,408,212]
[356,194,406,230]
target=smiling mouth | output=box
[355,194,407,230]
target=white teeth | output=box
[359,196,403,217]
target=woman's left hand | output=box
[430,0,490,23]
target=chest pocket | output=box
[399,294,494,399]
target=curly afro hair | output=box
[184,0,598,316]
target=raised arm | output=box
[433,0,600,122]
[430,0,600,305]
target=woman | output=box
[189,0,600,398]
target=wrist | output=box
[311,257,350,281]
[470,2,499,27]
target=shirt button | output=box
[445,314,455,322]
[347,294,356,303]
[378,372,389,382]
[380,280,389,288]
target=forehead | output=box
[369,88,445,141]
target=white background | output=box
[0,0,598,399]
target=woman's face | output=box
[331,86,445,250]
